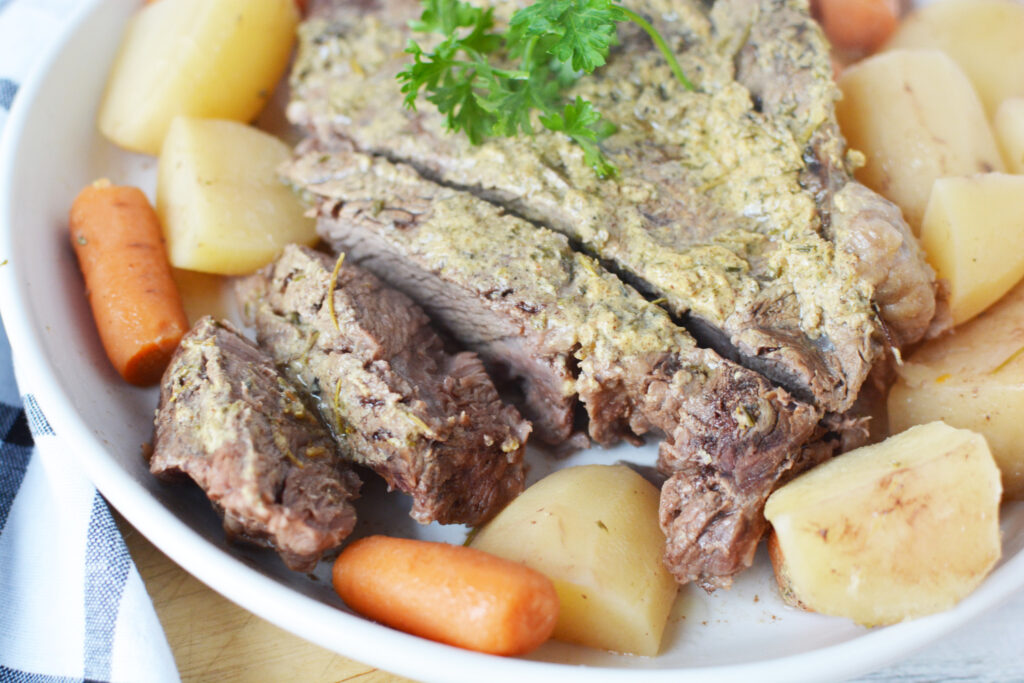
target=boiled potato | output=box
[471,465,677,656]
[918,174,1024,325]
[889,278,1024,498]
[98,0,299,155]
[157,117,316,275]
[765,422,1002,627]
[836,49,1004,233]
[171,269,232,325]
[995,98,1024,174]
[885,0,1024,118]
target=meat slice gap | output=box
[286,146,823,588]
[150,316,361,572]
[236,244,530,528]
[287,0,941,414]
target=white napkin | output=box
[0,0,178,681]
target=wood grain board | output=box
[116,515,413,683]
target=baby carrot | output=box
[70,180,189,386]
[333,536,559,656]
[814,0,904,53]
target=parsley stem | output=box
[448,59,530,80]
[614,6,694,92]
[520,35,540,73]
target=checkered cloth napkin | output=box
[0,1,178,680]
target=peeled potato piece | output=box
[171,269,232,325]
[889,278,1024,498]
[157,117,316,275]
[765,422,1002,627]
[918,173,1024,326]
[884,0,1024,118]
[471,465,678,656]
[98,0,299,155]
[995,98,1024,174]
[836,49,1003,233]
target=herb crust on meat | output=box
[281,0,942,588]
[237,245,530,528]
[288,0,940,412]
[151,317,361,572]
[288,147,822,588]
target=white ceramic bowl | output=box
[1,1,1022,681]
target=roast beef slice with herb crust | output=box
[150,316,361,573]
[288,0,940,412]
[719,0,947,345]
[287,147,822,588]
[236,244,530,528]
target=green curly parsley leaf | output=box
[397,0,693,177]
[508,0,626,74]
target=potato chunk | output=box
[171,269,232,325]
[995,98,1024,174]
[156,117,316,275]
[765,422,1001,627]
[884,0,1024,118]
[889,279,1024,498]
[98,0,299,155]
[836,49,1003,233]
[919,174,1024,325]
[470,465,677,656]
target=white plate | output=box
[1,1,1022,681]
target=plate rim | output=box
[0,1,1022,681]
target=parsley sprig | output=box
[397,0,694,178]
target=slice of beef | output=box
[659,407,866,589]
[287,147,822,588]
[723,0,947,346]
[288,0,940,411]
[236,244,530,527]
[150,316,360,572]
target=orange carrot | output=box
[332,536,559,656]
[70,180,189,386]
[813,0,904,54]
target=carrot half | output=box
[333,536,559,656]
[70,180,189,386]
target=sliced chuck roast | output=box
[288,0,940,412]
[236,245,530,527]
[151,317,361,572]
[287,147,822,588]
[283,0,940,587]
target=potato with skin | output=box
[470,465,677,656]
[98,0,299,155]
[995,98,1024,174]
[889,278,1024,498]
[884,0,1024,119]
[836,49,1004,233]
[765,422,1002,627]
[918,173,1024,326]
[157,117,316,275]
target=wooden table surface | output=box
[117,517,411,683]
[117,513,1024,683]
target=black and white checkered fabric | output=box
[0,1,177,680]
[0,327,175,682]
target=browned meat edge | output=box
[236,245,530,527]
[151,316,361,572]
